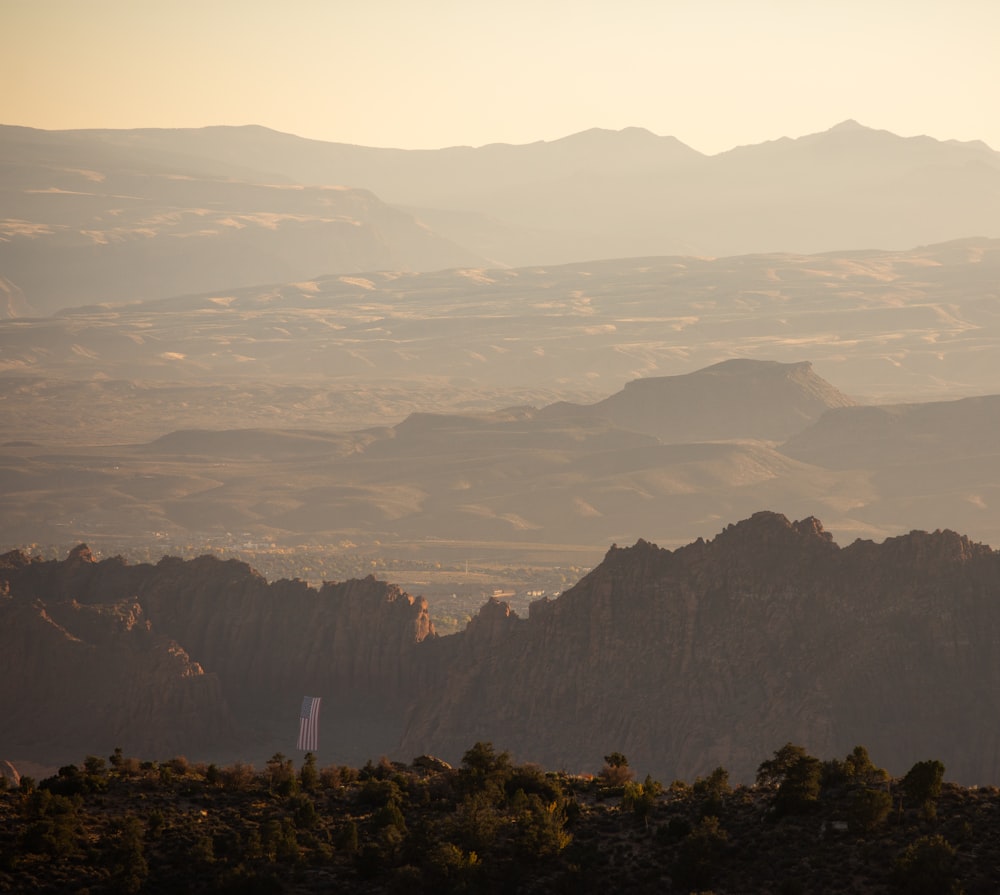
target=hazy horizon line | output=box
[3,118,995,156]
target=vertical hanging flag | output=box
[297,696,321,751]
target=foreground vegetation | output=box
[1,743,997,894]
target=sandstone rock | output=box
[0,548,435,768]
[401,512,1000,784]
[6,516,1000,785]
[411,754,452,772]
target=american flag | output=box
[297,696,321,752]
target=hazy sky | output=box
[3,0,997,153]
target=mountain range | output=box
[2,121,998,315]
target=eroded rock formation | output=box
[402,512,1000,783]
[0,547,434,768]
[5,512,1000,784]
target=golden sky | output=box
[2,0,997,152]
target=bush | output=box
[849,787,892,832]
[894,834,962,895]
[673,815,727,891]
[598,752,633,788]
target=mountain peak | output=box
[828,118,868,133]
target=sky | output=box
[2,0,998,154]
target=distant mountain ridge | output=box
[2,121,997,313]
[0,125,489,315]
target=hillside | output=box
[0,124,486,316]
[0,359,876,555]
[5,354,1000,561]
[3,240,998,446]
[0,745,994,894]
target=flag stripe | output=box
[297,696,321,751]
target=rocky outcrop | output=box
[0,582,230,763]
[0,548,435,767]
[401,512,1000,784]
[6,514,1000,784]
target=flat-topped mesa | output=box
[540,359,856,443]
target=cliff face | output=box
[0,574,231,762]
[401,512,1000,783]
[6,513,1000,784]
[0,547,434,767]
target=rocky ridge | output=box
[4,513,1000,784]
[0,546,435,768]
[401,512,1000,783]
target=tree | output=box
[843,745,889,784]
[515,794,572,859]
[603,752,629,768]
[266,753,298,796]
[903,760,945,819]
[299,752,319,792]
[459,741,512,799]
[462,741,511,778]
[105,816,148,894]
[599,752,633,787]
[108,746,124,771]
[452,791,502,853]
[622,780,657,825]
[693,766,731,817]
[756,743,822,816]
[425,841,481,890]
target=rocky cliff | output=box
[6,514,1000,784]
[401,512,1000,783]
[0,546,435,768]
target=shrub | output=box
[893,834,962,895]
[849,787,893,832]
[598,753,634,788]
[673,815,728,891]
